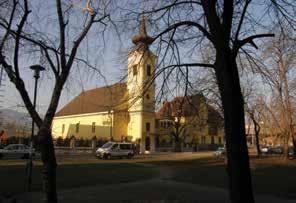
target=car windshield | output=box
[4,145,17,150]
[101,142,113,149]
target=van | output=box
[95,142,135,159]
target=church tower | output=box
[127,16,157,153]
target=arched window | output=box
[146,94,150,100]
[147,65,151,76]
[76,123,80,133]
[133,65,137,76]
[92,122,96,133]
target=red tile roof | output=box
[55,83,127,117]
[156,94,223,125]
[156,94,205,118]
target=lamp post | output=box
[27,65,45,192]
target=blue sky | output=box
[1,0,291,116]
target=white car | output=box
[96,142,134,159]
[0,144,35,159]
[213,147,225,157]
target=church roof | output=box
[55,83,127,117]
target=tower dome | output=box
[132,15,153,50]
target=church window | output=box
[201,136,206,144]
[62,124,65,134]
[147,65,151,76]
[133,65,137,76]
[92,122,96,133]
[76,123,80,133]
[146,94,150,100]
[218,137,222,144]
[146,122,150,132]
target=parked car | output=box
[288,147,296,159]
[261,146,283,155]
[213,147,225,157]
[260,146,270,154]
[269,146,283,154]
[95,142,135,159]
[0,144,35,159]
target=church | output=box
[52,17,224,153]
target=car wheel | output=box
[127,153,133,159]
[103,153,111,160]
[22,153,29,159]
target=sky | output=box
[0,0,136,115]
[0,0,290,116]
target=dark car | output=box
[269,146,283,155]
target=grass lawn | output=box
[0,163,159,195]
[150,156,296,200]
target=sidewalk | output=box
[14,179,296,203]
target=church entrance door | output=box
[145,136,150,151]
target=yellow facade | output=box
[52,111,129,141]
[127,48,157,153]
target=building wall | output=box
[155,115,224,147]
[52,111,127,141]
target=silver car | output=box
[0,144,35,159]
[96,142,134,159]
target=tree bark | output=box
[215,49,254,203]
[292,135,296,158]
[251,115,261,157]
[174,139,182,152]
[38,126,57,203]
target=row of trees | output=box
[244,26,296,158]
[0,0,295,202]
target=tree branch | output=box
[14,0,30,78]
[234,0,251,41]
[0,55,43,127]
[153,21,213,43]
[56,0,66,68]
[233,34,275,54]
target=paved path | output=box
[8,162,295,203]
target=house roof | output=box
[156,94,205,118]
[55,83,127,117]
[156,94,223,125]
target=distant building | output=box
[52,16,224,153]
[155,95,224,150]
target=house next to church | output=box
[51,17,224,153]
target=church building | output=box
[52,17,224,153]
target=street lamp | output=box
[27,64,45,192]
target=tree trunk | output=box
[283,131,289,159]
[254,131,261,158]
[215,50,254,203]
[37,126,57,203]
[292,135,296,158]
[174,138,182,152]
[253,119,261,157]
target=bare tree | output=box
[0,0,111,202]
[246,102,263,157]
[121,0,296,202]
[256,26,296,158]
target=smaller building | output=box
[155,94,224,151]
